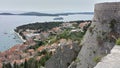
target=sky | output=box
[0,0,119,13]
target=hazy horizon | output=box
[0,0,119,13]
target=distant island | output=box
[0,12,94,16]
[18,12,57,16]
[0,13,15,15]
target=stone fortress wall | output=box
[76,2,120,68]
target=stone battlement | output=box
[94,2,120,22]
[95,2,120,10]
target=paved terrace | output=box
[94,45,120,68]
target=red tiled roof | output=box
[0,63,2,68]
[37,46,45,52]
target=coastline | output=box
[14,31,26,42]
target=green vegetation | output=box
[102,31,106,36]
[24,59,28,68]
[15,22,63,32]
[14,62,19,68]
[39,53,51,66]
[43,29,85,45]
[72,23,78,28]
[69,32,85,41]
[2,63,12,68]
[116,38,120,45]
[75,58,80,63]
[47,36,58,44]
[57,29,85,42]
[58,30,70,40]
[28,41,44,50]
[26,29,85,52]
[89,27,94,34]
[37,50,48,56]
[89,25,95,35]
[28,52,51,68]
[19,58,38,68]
[2,50,51,68]
[15,20,91,33]
[93,56,101,63]
[83,22,91,32]
[97,35,103,45]
[110,19,116,29]
[19,32,26,40]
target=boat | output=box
[53,17,64,20]
[4,32,8,34]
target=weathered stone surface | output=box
[76,2,120,68]
[94,45,120,68]
[45,43,81,68]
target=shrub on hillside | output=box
[116,38,120,45]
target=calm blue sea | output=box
[0,14,93,51]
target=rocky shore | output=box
[14,31,26,42]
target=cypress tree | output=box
[35,61,39,68]
[7,63,12,68]
[14,62,17,68]
[24,59,28,68]
[2,63,5,68]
